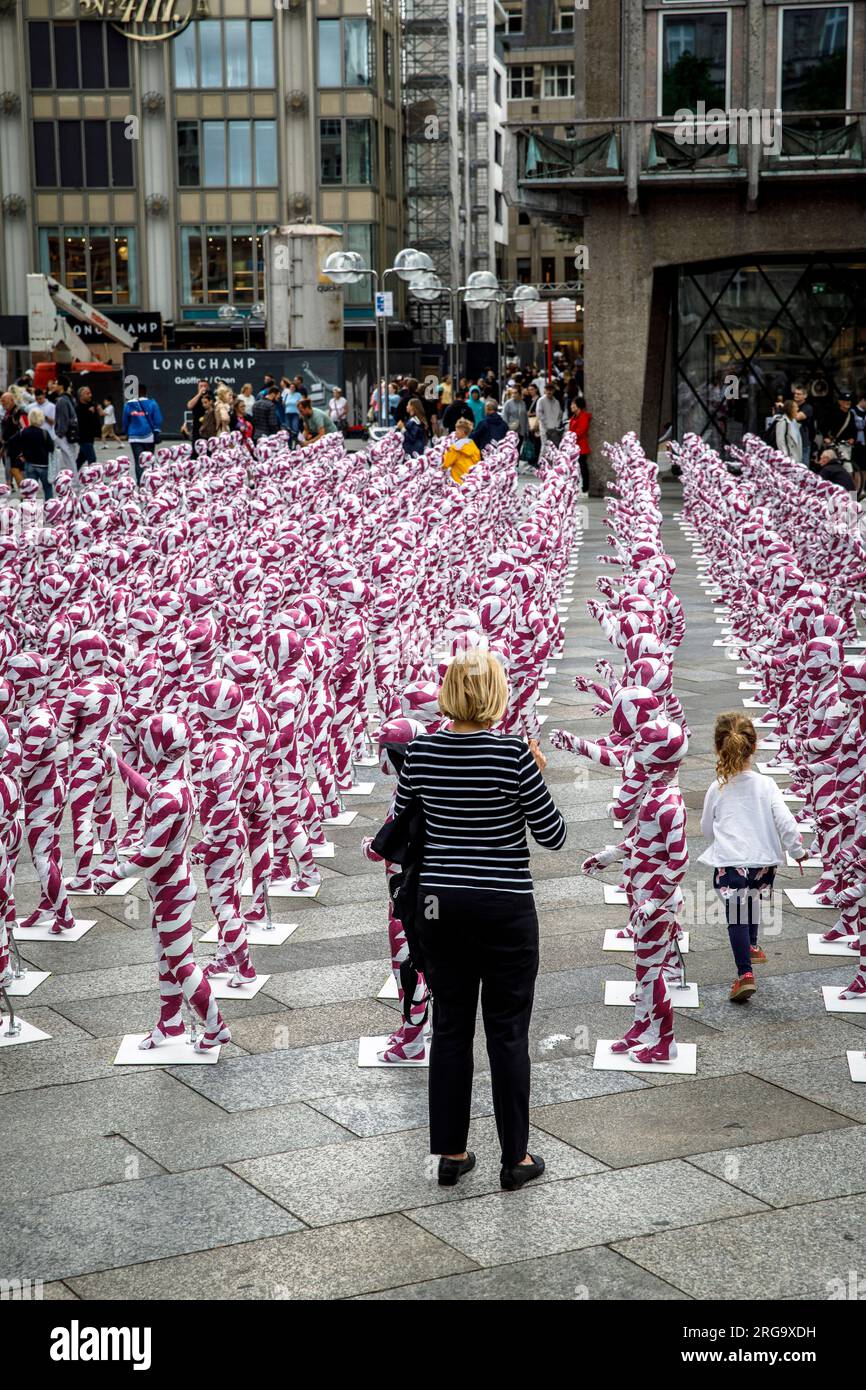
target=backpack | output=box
[763,414,783,448]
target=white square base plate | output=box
[782,793,806,804]
[378,974,399,1000]
[66,876,140,897]
[604,978,699,1008]
[754,719,779,730]
[593,1039,697,1075]
[13,919,95,942]
[199,921,298,945]
[6,970,50,996]
[0,1018,51,1047]
[847,1051,866,1082]
[311,842,336,859]
[539,681,550,691]
[323,810,358,826]
[738,682,760,692]
[758,763,792,776]
[603,928,689,953]
[603,885,628,905]
[759,740,781,750]
[786,854,821,868]
[210,973,271,1000]
[784,889,829,909]
[354,757,378,768]
[823,986,866,1014]
[544,666,557,676]
[538,697,552,708]
[114,1033,222,1064]
[808,934,857,957]
[358,1035,429,1068]
[241,878,320,899]
[742,699,770,710]
[343,782,375,797]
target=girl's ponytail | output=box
[714,712,757,786]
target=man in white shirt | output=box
[535,382,563,447]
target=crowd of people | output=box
[764,384,866,496]
[377,365,592,491]
[182,375,347,451]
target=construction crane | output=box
[26,273,136,393]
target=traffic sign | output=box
[375,292,394,318]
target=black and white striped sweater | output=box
[393,730,567,895]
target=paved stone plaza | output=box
[3,484,866,1302]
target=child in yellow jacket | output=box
[443,418,481,484]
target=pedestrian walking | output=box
[9,406,55,499]
[121,385,162,485]
[568,396,592,493]
[52,381,79,478]
[75,385,101,468]
[251,386,281,441]
[401,399,428,457]
[100,398,118,442]
[328,387,349,435]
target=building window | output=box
[317,118,377,186]
[509,64,535,100]
[38,226,137,304]
[494,72,503,106]
[385,127,397,196]
[318,18,376,88]
[28,20,130,90]
[518,210,531,225]
[541,256,557,284]
[553,4,575,32]
[494,190,504,224]
[320,119,343,185]
[175,121,277,187]
[494,131,503,165]
[384,31,395,103]
[504,4,523,34]
[780,6,850,114]
[542,63,575,99]
[173,20,274,89]
[516,256,532,283]
[33,120,134,188]
[180,224,267,305]
[660,10,728,116]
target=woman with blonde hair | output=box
[392,650,566,1191]
[699,712,806,1002]
[442,417,481,484]
[214,384,234,435]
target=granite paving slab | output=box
[124,1101,353,1172]
[405,1160,767,1267]
[610,1194,866,1301]
[68,1214,476,1301]
[687,1124,866,1207]
[0,1169,303,1284]
[0,1073,226,1150]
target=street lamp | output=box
[380,248,435,416]
[499,283,541,395]
[322,250,385,425]
[217,301,266,351]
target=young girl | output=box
[101,399,118,442]
[699,713,806,1002]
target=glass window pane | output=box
[781,6,849,112]
[254,121,277,185]
[345,19,373,87]
[385,127,396,195]
[110,120,134,187]
[29,23,53,88]
[53,22,79,88]
[318,20,341,86]
[251,22,274,88]
[346,119,373,185]
[203,122,226,186]
[205,226,229,301]
[64,229,88,295]
[174,23,197,88]
[84,122,108,186]
[34,123,57,187]
[105,25,129,88]
[114,228,134,304]
[199,20,222,87]
[254,228,266,300]
[228,120,251,187]
[79,22,104,88]
[89,230,112,302]
[661,13,728,116]
[320,119,342,183]
[224,20,248,87]
[177,122,200,186]
[58,121,83,188]
[345,223,373,304]
[231,227,254,303]
[384,32,394,101]
[39,228,62,279]
[181,227,204,302]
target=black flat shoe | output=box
[437,1152,476,1186]
[500,1154,545,1191]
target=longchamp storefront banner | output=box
[122,350,344,435]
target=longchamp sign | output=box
[78,0,210,43]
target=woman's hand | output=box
[528,738,547,773]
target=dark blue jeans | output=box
[24,462,52,499]
[713,866,776,976]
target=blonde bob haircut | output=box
[438,649,509,727]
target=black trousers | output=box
[419,889,539,1167]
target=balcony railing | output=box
[512,113,866,206]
